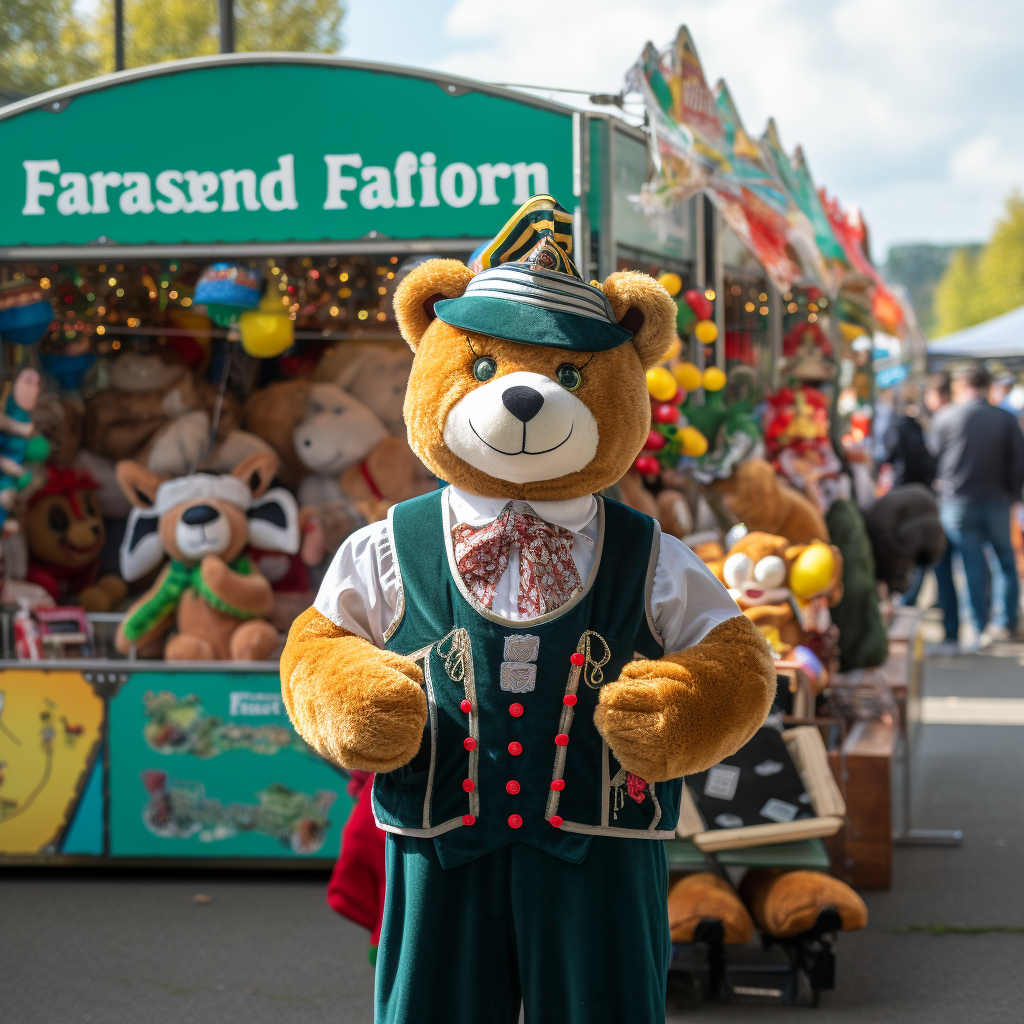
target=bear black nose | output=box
[182,504,219,526]
[502,385,545,423]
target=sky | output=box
[341,0,1024,259]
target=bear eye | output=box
[48,505,69,533]
[556,364,582,392]
[473,357,497,382]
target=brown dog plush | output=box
[712,457,829,544]
[114,452,296,661]
[24,467,127,612]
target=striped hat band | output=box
[463,264,615,324]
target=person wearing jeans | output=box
[933,364,1024,646]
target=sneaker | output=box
[983,624,1011,642]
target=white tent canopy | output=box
[928,303,1024,358]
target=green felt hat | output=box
[434,196,633,352]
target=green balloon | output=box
[676,300,697,334]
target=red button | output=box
[508,814,523,829]
[506,780,520,795]
[563,694,577,706]
[509,703,524,717]
[462,814,476,826]
[508,741,523,756]
[550,779,565,791]
[570,652,585,666]
[462,779,475,792]
[460,699,472,713]
[549,815,564,827]
[554,733,569,746]
[464,737,477,751]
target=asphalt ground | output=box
[3,651,1022,1023]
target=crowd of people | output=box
[883,363,1024,652]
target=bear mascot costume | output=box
[281,197,775,1024]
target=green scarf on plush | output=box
[122,555,256,641]
[826,499,889,672]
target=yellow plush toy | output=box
[280,197,774,1024]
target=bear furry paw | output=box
[281,608,427,773]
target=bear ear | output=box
[232,451,279,498]
[392,259,475,351]
[116,460,166,508]
[600,271,678,371]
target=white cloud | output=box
[423,0,1024,252]
[340,0,1024,253]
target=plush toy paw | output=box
[594,616,776,781]
[667,873,754,945]
[739,869,868,938]
[282,607,427,773]
[229,619,279,661]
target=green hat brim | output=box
[433,295,633,352]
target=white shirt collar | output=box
[446,485,598,535]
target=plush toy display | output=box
[82,351,269,480]
[0,368,51,534]
[280,196,775,1023]
[114,452,298,661]
[331,343,414,435]
[712,457,830,544]
[24,466,127,612]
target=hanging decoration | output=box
[239,289,296,359]
[0,280,54,346]
[193,263,262,329]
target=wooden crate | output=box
[826,720,898,888]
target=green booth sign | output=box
[0,56,577,252]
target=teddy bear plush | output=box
[331,343,414,436]
[280,196,775,1023]
[23,466,127,612]
[864,483,946,594]
[712,457,829,544]
[114,451,298,661]
[716,531,843,666]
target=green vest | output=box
[374,488,681,869]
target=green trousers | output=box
[375,834,670,1024]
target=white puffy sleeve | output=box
[313,519,402,648]
[651,533,741,655]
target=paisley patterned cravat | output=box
[451,503,583,617]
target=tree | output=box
[0,0,99,98]
[933,192,1024,336]
[90,0,345,73]
[933,248,980,337]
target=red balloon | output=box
[634,456,661,476]
[684,288,713,321]
[653,403,678,424]
[673,387,687,405]
[645,430,666,450]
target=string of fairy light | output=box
[13,254,408,356]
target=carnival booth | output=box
[0,54,607,866]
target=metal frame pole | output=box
[220,0,235,53]
[114,0,125,72]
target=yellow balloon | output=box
[661,336,683,361]
[657,271,683,297]
[646,366,678,401]
[680,425,709,457]
[239,309,294,358]
[789,543,836,599]
[694,319,719,344]
[674,361,703,392]
[702,366,727,392]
